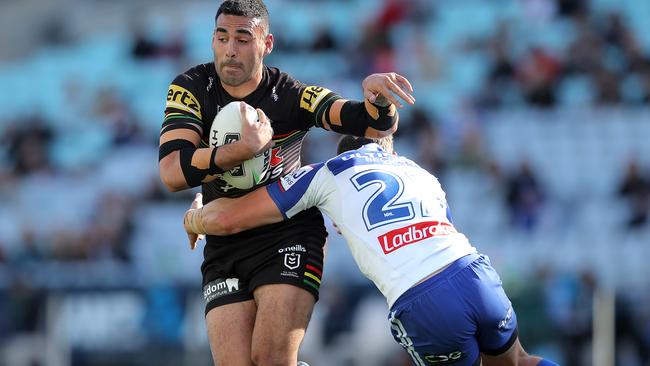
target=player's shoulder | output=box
[265,65,303,90]
[170,62,215,90]
[283,162,328,186]
[166,63,214,119]
[264,66,338,117]
[268,162,327,203]
[325,144,382,174]
[324,150,356,176]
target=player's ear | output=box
[263,33,274,56]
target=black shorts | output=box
[201,208,327,315]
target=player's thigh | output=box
[205,300,257,366]
[389,286,481,366]
[388,254,489,366]
[458,255,519,355]
[251,284,316,357]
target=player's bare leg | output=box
[206,300,257,366]
[481,337,543,366]
[251,284,316,366]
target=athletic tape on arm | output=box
[332,100,398,136]
[160,139,225,187]
[363,99,397,131]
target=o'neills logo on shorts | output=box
[278,244,306,253]
[378,221,457,254]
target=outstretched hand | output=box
[184,192,205,250]
[362,72,415,108]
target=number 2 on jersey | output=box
[350,170,414,231]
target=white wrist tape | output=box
[185,208,207,234]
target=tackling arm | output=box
[184,163,327,249]
[184,188,284,237]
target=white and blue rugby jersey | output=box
[266,143,476,307]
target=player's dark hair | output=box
[216,0,270,31]
[336,135,394,155]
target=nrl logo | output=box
[284,253,301,270]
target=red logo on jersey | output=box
[270,147,283,167]
[258,146,285,184]
[378,221,457,254]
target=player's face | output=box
[213,14,273,87]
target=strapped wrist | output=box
[209,146,225,175]
[367,94,391,108]
[179,146,225,187]
[185,208,207,234]
[364,99,397,131]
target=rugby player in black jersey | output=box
[158,1,415,365]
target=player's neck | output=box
[220,66,264,99]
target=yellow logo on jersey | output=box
[166,85,202,119]
[300,86,331,113]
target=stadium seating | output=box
[1,0,649,364]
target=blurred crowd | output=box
[1,0,650,365]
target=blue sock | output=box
[538,360,560,366]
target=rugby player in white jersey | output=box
[183,135,559,366]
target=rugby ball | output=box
[209,101,271,190]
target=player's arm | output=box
[183,189,283,248]
[184,164,327,249]
[159,100,272,192]
[303,73,415,138]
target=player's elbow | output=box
[159,155,187,192]
[161,178,185,192]
[364,113,399,138]
[159,173,185,192]
[365,120,398,138]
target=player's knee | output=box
[251,343,293,366]
[251,353,293,366]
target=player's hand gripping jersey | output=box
[267,143,477,307]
